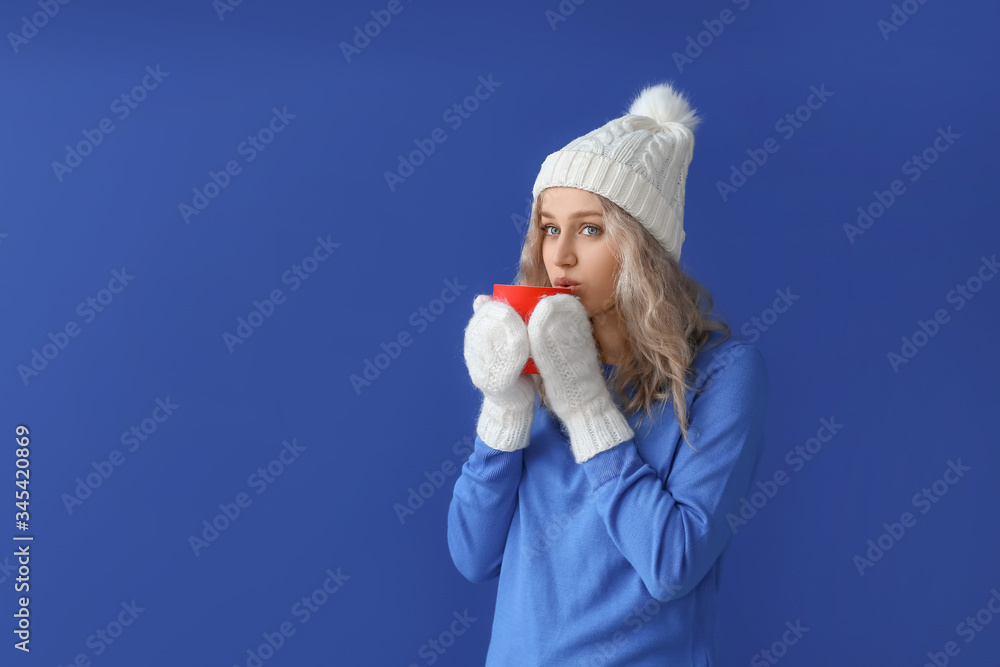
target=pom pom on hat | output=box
[626,82,702,133]
[531,80,702,261]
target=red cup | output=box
[492,284,574,374]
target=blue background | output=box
[2,0,998,664]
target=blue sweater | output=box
[447,330,768,666]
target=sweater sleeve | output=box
[580,343,768,602]
[447,434,524,583]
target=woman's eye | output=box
[541,224,600,236]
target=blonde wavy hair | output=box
[513,189,731,451]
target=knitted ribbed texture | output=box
[531,83,699,262]
[475,380,536,452]
[527,294,634,463]
[463,296,536,452]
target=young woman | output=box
[448,82,768,666]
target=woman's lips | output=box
[553,278,580,294]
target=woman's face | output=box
[538,187,619,320]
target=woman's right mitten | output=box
[463,294,537,452]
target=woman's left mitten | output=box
[527,294,633,463]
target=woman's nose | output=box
[553,237,575,266]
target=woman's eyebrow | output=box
[539,210,603,220]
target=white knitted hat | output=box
[531,81,702,262]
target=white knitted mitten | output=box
[463,294,537,452]
[527,293,634,463]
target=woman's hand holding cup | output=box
[463,294,537,452]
